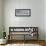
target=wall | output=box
[45,0,46,40]
[0,0,3,38]
[3,0,45,40]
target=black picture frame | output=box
[15,9,31,17]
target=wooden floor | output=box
[0,44,43,46]
[0,40,46,46]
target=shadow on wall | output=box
[0,30,3,39]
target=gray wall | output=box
[0,0,3,38]
[3,0,45,40]
[45,0,46,40]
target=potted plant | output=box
[0,26,7,44]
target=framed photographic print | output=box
[15,9,31,16]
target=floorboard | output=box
[0,40,46,46]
